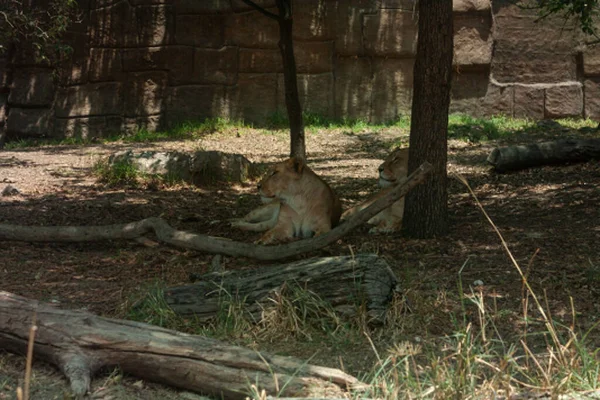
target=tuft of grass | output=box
[93,159,142,188]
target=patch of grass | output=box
[93,159,142,188]
[447,114,533,142]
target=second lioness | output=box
[341,147,409,234]
[232,157,342,244]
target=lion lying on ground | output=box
[341,147,409,234]
[232,157,342,244]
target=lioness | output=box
[341,147,409,234]
[232,157,342,244]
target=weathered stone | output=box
[124,72,168,117]
[335,57,372,121]
[453,0,490,12]
[108,150,256,184]
[230,0,275,12]
[56,31,90,86]
[582,46,600,77]
[55,82,123,117]
[54,116,123,139]
[239,49,282,73]
[166,85,230,126]
[174,0,231,13]
[0,57,9,89]
[293,0,337,40]
[545,84,583,118]
[227,73,278,124]
[454,13,492,67]
[335,0,377,55]
[0,93,8,122]
[450,70,489,116]
[124,115,165,133]
[277,73,334,116]
[193,47,238,84]
[513,86,545,119]
[129,0,173,5]
[364,9,418,56]
[584,79,600,119]
[136,5,175,46]
[225,9,279,48]
[88,48,122,82]
[176,14,226,48]
[8,69,55,106]
[371,58,414,123]
[122,46,193,85]
[295,42,334,73]
[7,108,52,137]
[492,53,577,84]
[482,83,513,117]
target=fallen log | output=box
[0,291,359,399]
[0,163,432,261]
[167,254,398,324]
[487,138,600,172]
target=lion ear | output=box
[288,157,304,174]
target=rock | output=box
[364,9,418,57]
[453,0,491,12]
[453,13,493,67]
[371,58,414,123]
[2,185,20,196]
[334,57,372,121]
[8,69,55,106]
[545,85,583,118]
[277,73,334,117]
[55,82,123,118]
[514,87,545,120]
[107,150,257,185]
[7,108,52,137]
[192,47,238,84]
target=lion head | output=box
[378,147,409,188]
[257,157,304,202]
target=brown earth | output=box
[0,126,599,399]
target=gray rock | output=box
[2,185,20,196]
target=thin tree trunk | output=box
[276,0,306,161]
[403,0,453,239]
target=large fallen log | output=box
[0,163,432,261]
[487,138,600,172]
[0,291,358,399]
[166,254,398,324]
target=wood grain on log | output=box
[487,138,600,172]
[0,163,432,260]
[167,254,398,324]
[0,291,358,399]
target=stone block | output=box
[225,9,279,48]
[0,57,9,89]
[239,49,282,73]
[582,46,600,77]
[176,14,226,48]
[379,0,417,9]
[136,5,175,46]
[453,0,490,12]
[450,69,489,116]
[482,83,513,117]
[230,0,275,12]
[8,69,55,106]
[56,32,90,86]
[492,53,577,84]
[129,0,173,5]
[545,84,583,118]
[277,73,334,116]
[334,57,372,121]
[513,86,545,119]
[124,115,165,133]
[454,13,492,67]
[174,0,231,13]
[295,41,334,73]
[122,46,193,85]
[227,73,278,123]
[124,72,168,117]
[7,108,52,137]
[335,0,377,55]
[54,116,123,139]
[88,48,122,82]
[292,0,337,40]
[371,58,414,123]
[55,82,123,117]
[193,47,238,84]
[584,79,600,119]
[166,85,231,126]
[364,9,418,56]
[0,93,7,122]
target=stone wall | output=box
[0,0,598,140]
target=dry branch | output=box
[487,138,600,172]
[0,291,358,399]
[167,254,398,324]
[0,162,433,261]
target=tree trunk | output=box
[167,254,398,324]
[403,0,453,239]
[0,291,358,400]
[276,0,306,161]
[487,138,600,172]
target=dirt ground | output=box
[1,125,599,399]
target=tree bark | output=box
[487,138,600,172]
[403,0,453,239]
[0,162,433,261]
[167,254,398,324]
[275,0,306,161]
[0,291,358,399]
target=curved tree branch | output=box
[239,0,280,20]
